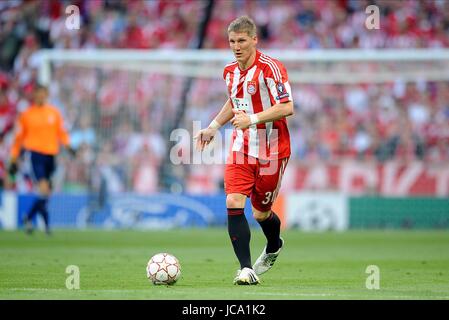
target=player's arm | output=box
[8,114,26,175]
[56,110,76,156]
[231,101,293,129]
[10,114,26,162]
[213,98,234,127]
[194,99,233,151]
[57,110,70,146]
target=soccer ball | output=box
[146,253,181,285]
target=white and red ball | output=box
[146,253,181,285]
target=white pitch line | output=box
[241,291,449,299]
[6,288,67,292]
[5,288,150,292]
[3,288,449,299]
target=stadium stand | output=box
[0,0,448,194]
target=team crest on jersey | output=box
[247,81,257,95]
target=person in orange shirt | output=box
[8,84,75,235]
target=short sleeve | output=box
[263,60,293,104]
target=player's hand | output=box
[231,109,251,130]
[8,161,18,176]
[193,127,217,152]
[67,146,77,157]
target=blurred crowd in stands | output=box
[0,0,448,194]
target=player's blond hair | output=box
[227,16,257,37]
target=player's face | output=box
[33,88,48,106]
[228,31,257,67]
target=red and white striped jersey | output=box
[223,50,292,160]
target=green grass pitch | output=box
[0,229,448,299]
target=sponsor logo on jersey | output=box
[232,97,250,111]
[247,81,257,95]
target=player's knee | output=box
[253,209,271,222]
[226,194,246,209]
[38,180,51,196]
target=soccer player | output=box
[194,16,294,285]
[8,84,74,235]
